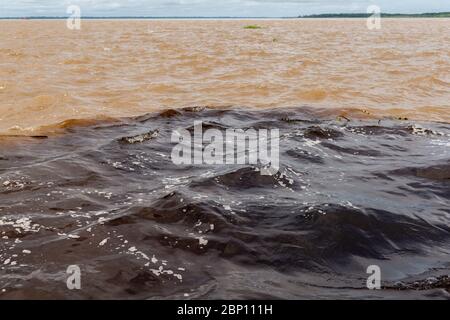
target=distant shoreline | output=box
[299,12,450,18]
[1,12,450,19]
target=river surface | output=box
[0,19,449,299]
[0,19,449,135]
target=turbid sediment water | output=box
[0,19,449,135]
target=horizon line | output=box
[1,11,450,19]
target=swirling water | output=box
[1,18,450,299]
[0,106,449,299]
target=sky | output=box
[0,0,449,17]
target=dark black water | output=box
[0,107,449,299]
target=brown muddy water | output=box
[0,19,450,299]
[0,19,449,135]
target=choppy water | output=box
[1,106,449,299]
[0,19,450,135]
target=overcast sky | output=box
[1,0,449,17]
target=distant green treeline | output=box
[1,12,449,19]
[299,12,450,18]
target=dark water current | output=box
[0,107,449,299]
